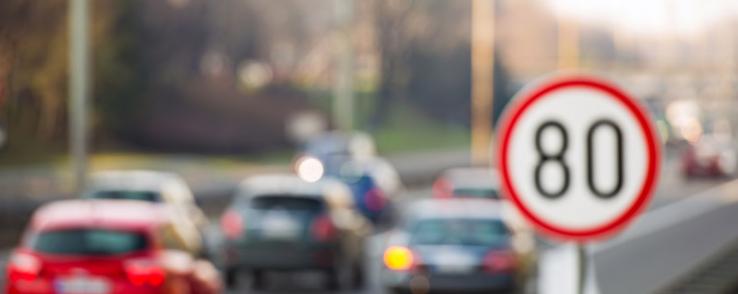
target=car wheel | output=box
[224,268,239,289]
[387,287,409,294]
[325,268,340,290]
[352,261,365,289]
[503,285,520,294]
[326,264,354,291]
[325,256,354,290]
[251,269,267,290]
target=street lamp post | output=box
[471,0,495,166]
[68,0,90,193]
[334,0,355,132]
[558,19,579,69]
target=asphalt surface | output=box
[0,154,731,293]
[211,188,427,294]
[218,158,729,294]
[221,234,389,294]
[535,157,734,294]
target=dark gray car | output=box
[219,174,371,291]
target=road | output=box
[589,178,738,294]
[213,189,433,294]
[0,153,730,293]
[220,157,728,293]
[537,156,736,294]
[221,234,390,294]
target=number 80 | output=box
[533,119,624,200]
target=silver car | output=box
[83,170,207,254]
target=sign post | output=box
[496,75,661,292]
[576,244,586,294]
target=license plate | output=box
[261,214,300,240]
[55,276,110,294]
[434,250,475,273]
[437,262,474,273]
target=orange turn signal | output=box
[383,246,415,271]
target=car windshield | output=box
[409,218,509,246]
[87,190,160,202]
[30,228,149,255]
[250,195,324,212]
[453,188,500,199]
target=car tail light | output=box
[125,259,166,287]
[483,250,517,273]
[311,215,337,242]
[7,252,42,282]
[432,178,452,198]
[383,246,417,271]
[364,187,386,212]
[221,209,243,240]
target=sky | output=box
[543,0,738,37]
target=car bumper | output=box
[224,240,339,271]
[684,161,723,176]
[382,270,516,292]
[6,278,164,294]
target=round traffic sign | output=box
[497,75,661,241]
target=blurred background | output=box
[3,0,738,293]
[6,0,738,184]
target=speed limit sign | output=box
[497,75,661,241]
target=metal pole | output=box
[471,0,495,165]
[68,0,90,193]
[333,0,355,131]
[558,19,579,69]
[577,244,588,294]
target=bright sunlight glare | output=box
[544,0,738,37]
[296,156,325,183]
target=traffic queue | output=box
[4,132,531,294]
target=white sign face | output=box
[497,76,661,241]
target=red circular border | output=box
[496,75,661,242]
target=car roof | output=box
[407,198,504,220]
[30,199,168,232]
[236,174,356,209]
[442,167,500,189]
[88,170,181,192]
[237,174,332,198]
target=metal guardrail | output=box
[589,179,738,294]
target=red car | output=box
[682,136,737,178]
[5,200,221,294]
